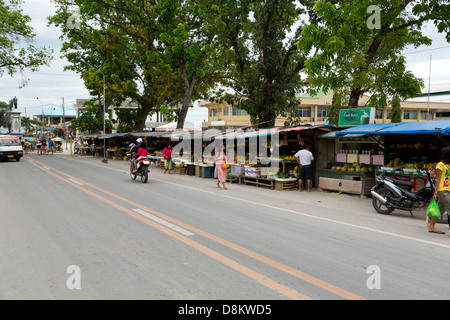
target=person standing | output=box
[215,145,228,190]
[91,141,96,158]
[41,137,47,155]
[294,143,314,192]
[163,144,173,174]
[36,138,42,155]
[429,147,450,234]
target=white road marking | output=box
[67,178,85,186]
[133,208,195,237]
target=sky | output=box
[1,0,449,126]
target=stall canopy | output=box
[336,120,450,136]
[98,132,130,140]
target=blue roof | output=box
[35,107,77,117]
[336,121,450,136]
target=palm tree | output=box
[21,116,35,134]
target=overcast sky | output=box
[1,0,449,123]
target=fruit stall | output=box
[334,120,450,192]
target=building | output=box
[33,106,77,130]
[200,91,450,129]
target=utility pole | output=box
[62,97,67,149]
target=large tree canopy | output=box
[50,0,222,131]
[212,0,312,128]
[0,0,52,83]
[298,0,450,109]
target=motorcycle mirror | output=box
[393,164,405,171]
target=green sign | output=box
[338,107,375,127]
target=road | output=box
[1,152,450,301]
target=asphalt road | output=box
[1,153,450,300]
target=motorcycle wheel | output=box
[141,167,148,183]
[372,187,395,214]
[130,164,137,180]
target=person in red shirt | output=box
[132,141,148,173]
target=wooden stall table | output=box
[242,176,275,189]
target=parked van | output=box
[0,135,23,161]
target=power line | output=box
[403,45,450,55]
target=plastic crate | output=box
[201,166,214,178]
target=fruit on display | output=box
[386,158,404,168]
[330,162,373,174]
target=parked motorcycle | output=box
[371,167,435,216]
[128,153,150,183]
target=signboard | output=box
[338,107,375,127]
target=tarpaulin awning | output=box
[335,121,450,136]
[98,133,131,139]
[335,123,405,136]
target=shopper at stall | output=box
[163,144,173,174]
[91,141,96,158]
[430,147,450,234]
[294,143,314,192]
[215,145,228,190]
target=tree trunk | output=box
[176,70,197,130]
[133,101,154,132]
[348,89,363,108]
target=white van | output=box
[0,135,23,161]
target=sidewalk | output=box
[52,145,450,245]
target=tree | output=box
[389,95,402,123]
[298,0,450,109]
[0,100,12,131]
[213,0,310,128]
[20,116,35,134]
[327,91,346,126]
[0,0,52,84]
[69,99,113,134]
[157,0,225,129]
[50,0,222,131]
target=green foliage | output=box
[389,95,402,123]
[0,0,52,84]
[69,99,113,134]
[0,100,12,130]
[298,0,449,108]
[213,0,308,128]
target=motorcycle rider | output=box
[132,141,148,173]
[130,138,142,169]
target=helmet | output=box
[136,138,142,143]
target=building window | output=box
[375,110,383,119]
[420,111,431,120]
[232,108,249,116]
[298,107,311,117]
[223,107,229,116]
[210,108,218,117]
[317,106,329,118]
[403,110,417,120]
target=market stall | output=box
[333,120,450,194]
[220,125,334,190]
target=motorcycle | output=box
[128,153,150,183]
[371,167,435,216]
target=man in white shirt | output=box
[294,144,314,192]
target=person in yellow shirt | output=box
[430,147,450,234]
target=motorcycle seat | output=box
[386,177,414,189]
